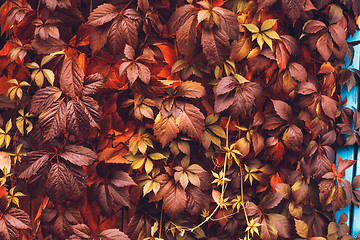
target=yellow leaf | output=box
[25,62,40,69]
[261,19,277,31]
[256,35,264,49]
[42,69,55,85]
[198,10,211,24]
[262,33,273,50]
[34,71,44,88]
[243,24,259,33]
[144,159,153,174]
[5,120,12,133]
[5,135,11,148]
[264,30,281,40]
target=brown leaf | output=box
[18,152,50,179]
[267,213,290,238]
[296,82,317,95]
[280,35,298,55]
[289,62,307,82]
[175,81,205,98]
[257,0,277,9]
[261,218,278,240]
[272,99,292,121]
[262,191,286,209]
[162,180,186,219]
[212,7,239,40]
[281,0,305,23]
[230,37,252,62]
[154,116,179,147]
[229,82,262,116]
[201,28,230,66]
[98,229,130,240]
[31,36,67,54]
[90,23,111,54]
[303,20,327,34]
[70,224,92,239]
[282,124,303,151]
[66,100,91,141]
[252,132,264,156]
[83,73,106,95]
[275,42,289,71]
[87,3,118,26]
[30,87,63,114]
[177,103,205,141]
[60,57,84,99]
[320,95,337,120]
[176,14,198,60]
[316,33,333,61]
[138,0,149,13]
[38,98,67,141]
[0,207,31,240]
[329,24,346,47]
[60,145,97,166]
[45,162,87,204]
[126,213,152,239]
[168,4,198,34]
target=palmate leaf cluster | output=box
[0,0,360,239]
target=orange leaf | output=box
[270,172,284,186]
[0,185,7,199]
[212,0,226,7]
[34,197,49,223]
[158,44,177,66]
[0,75,11,95]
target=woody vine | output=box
[0,0,360,239]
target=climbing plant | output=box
[0,0,360,239]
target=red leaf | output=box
[267,213,290,238]
[176,103,205,141]
[60,145,97,166]
[30,87,63,114]
[38,98,67,141]
[162,181,186,219]
[282,124,303,151]
[45,162,87,205]
[296,82,317,95]
[175,81,205,98]
[320,95,337,120]
[281,0,305,23]
[329,24,346,47]
[168,4,198,34]
[98,229,130,240]
[303,20,327,33]
[288,62,307,82]
[201,28,230,66]
[87,3,118,26]
[316,33,333,61]
[60,57,84,99]
[272,99,292,121]
[275,42,290,71]
[154,116,179,147]
[176,14,198,60]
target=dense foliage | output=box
[1,0,360,239]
